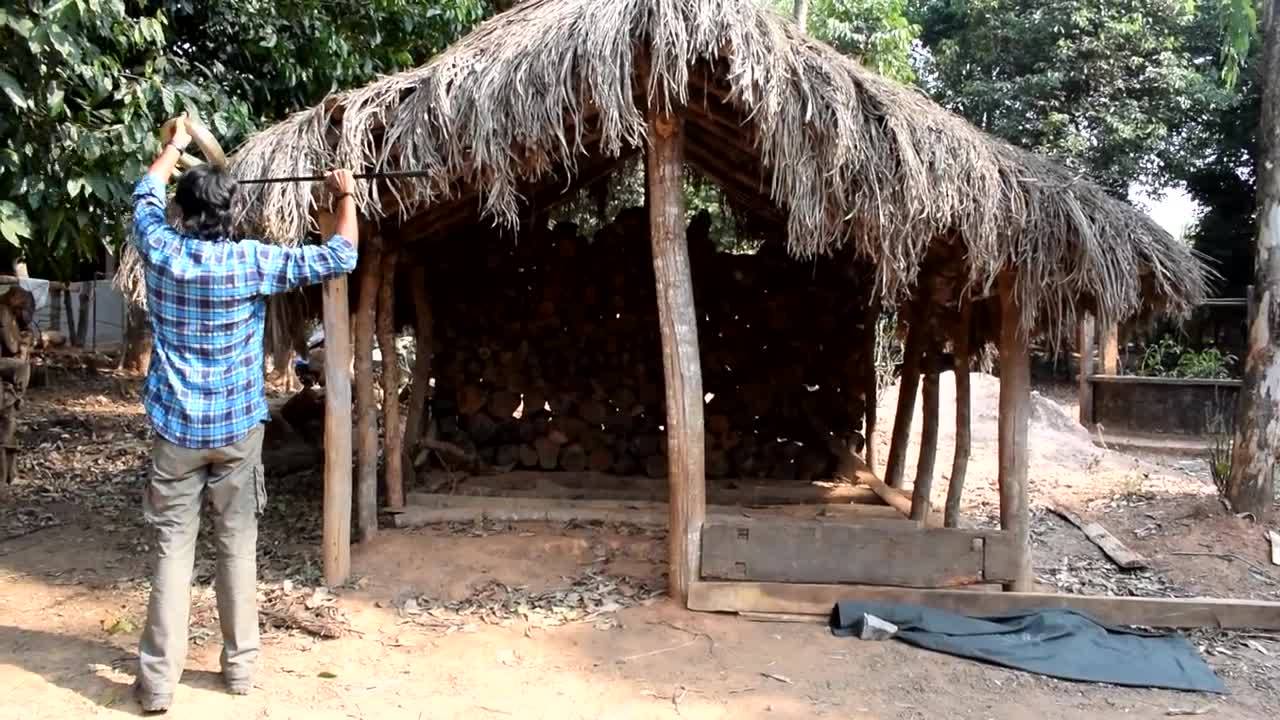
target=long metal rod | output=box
[236,169,437,185]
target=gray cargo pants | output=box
[138,424,266,698]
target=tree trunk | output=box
[62,285,77,345]
[1228,0,1280,515]
[911,353,940,522]
[998,273,1033,591]
[49,285,63,334]
[120,304,152,375]
[318,211,353,587]
[792,0,810,29]
[354,238,383,542]
[648,108,705,604]
[378,250,405,511]
[862,296,881,471]
[944,301,973,528]
[75,283,91,348]
[885,306,925,489]
[403,265,434,467]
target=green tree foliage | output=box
[778,0,921,83]
[0,0,255,279]
[1184,49,1261,295]
[911,0,1229,195]
[154,0,493,121]
[0,0,495,280]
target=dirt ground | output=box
[1,363,1278,719]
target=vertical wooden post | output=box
[885,306,925,489]
[402,265,434,476]
[944,301,972,528]
[911,350,940,521]
[1076,314,1095,426]
[862,296,881,471]
[1101,322,1119,374]
[378,249,405,511]
[353,237,382,543]
[998,273,1032,591]
[319,211,353,587]
[647,108,705,604]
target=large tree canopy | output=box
[911,0,1229,196]
[778,0,920,82]
[0,0,494,280]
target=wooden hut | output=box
[120,0,1212,615]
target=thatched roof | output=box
[121,0,1206,341]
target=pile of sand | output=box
[870,373,1208,513]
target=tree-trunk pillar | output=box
[647,108,705,604]
[319,211,353,587]
[1101,322,1120,374]
[1228,0,1280,514]
[378,249,405,512]
[403,265,434,484]
[75,282,91,348]
[885,305,925,489]
[944,300,972,528]
[353,236,383,542]
[121,304,152,375]
[1077,314,1095,427]
[862,296,881,471]
[911,350,941,522]
[998,273,1033,591]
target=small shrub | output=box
[1137,335,1235,380]
[1206,405,1234,503]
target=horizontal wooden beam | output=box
[1087,375,1243,388]
[701,519,1019,587]
[416,470,890,506]
[394,493,908,529]
[687,581,1280,630]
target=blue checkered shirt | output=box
[132,174,357,449]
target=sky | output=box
[1130,185,1201,242]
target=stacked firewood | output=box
[0,287,36,484]
[411,208,871,482]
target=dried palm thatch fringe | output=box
[116,0,1208,356]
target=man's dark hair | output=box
[174,164,237,240]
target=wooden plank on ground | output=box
[687,581,1280,630]
[1049,502,1149,569]
[837,454,943,526]
[701,519,1018,587]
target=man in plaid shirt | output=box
[131,118,359,713]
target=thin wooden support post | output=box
[884,307,925,489]
[647,108,705,604]
[353,237,382,543]
[911,351,940,521]
[1101,322,1119,374]
[378,249,405,512]
[319,211,353,587]
[1076,314,1095,426]
[998,273,1032,591]
[944,301,973,528]
[862,296,881,471]
[402,265,434,482]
